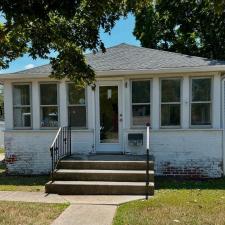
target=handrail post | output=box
[50,147,54,181]
[69,126,72,156]
[146,123,150,200]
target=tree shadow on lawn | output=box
[155,176,225,190]
[0,163,49,189]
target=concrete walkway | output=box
[0,191,66,203]
[0,191,145,225]
[0,191,144,205]
[52,204,117,225]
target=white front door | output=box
[95,81,123,153]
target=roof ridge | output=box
[3,43,225,75]
[85,43,137,56]
[85,43,223,63]
[121,43,225,62]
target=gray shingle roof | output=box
[6,43,225,75]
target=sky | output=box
[0,14,140,74]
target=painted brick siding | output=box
[4,129,223,177]
[4,130,94,175]
[126,129,223,178]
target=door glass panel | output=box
[99,86,118,143]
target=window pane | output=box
[192,78,211,101]
[68,84,85,105]
[191,103,211,125]
[99,86,118,143]
[41,107,58,127]
[40,84,57,105]
[132,81,150,103]
[132,105,150,126]
[13,85,30,105]
[161,104,180,126]
[68,106,86,127]
[13,107,31,127]
[161,79,180,102]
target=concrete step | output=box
[45,181,154,195]
[53,169,154,182]
[58,160,154,170]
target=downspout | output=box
[221,75,225,176]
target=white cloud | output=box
[24,64,34,70]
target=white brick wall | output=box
[125,129,223,178]
[4,130,94,175]
[5,129,223,177]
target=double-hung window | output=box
[191,77,212,126]
[13,84,31,128]
[131,80,151,126]
[161,78,181,127]
[67,83,87,128]
[40,83,59,128]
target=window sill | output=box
[5,128,94,132]
[126,128,223,132]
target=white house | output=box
[1,43,225,178]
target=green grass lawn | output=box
[0,163,49,192]
[0,201,68,225]
[0,148,4,154]
[113,177,225,225]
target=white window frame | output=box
[39,82,59,129]
[160,78,182,128]
[12,83,32,129]
[190,77,212,128]
[67,83,88,129]
[130,79,152,128]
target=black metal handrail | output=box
[146,123,150,200]
[50,126,71,179]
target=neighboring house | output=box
[1,43,225,177]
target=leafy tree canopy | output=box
[134,0,225,60]
[0,0,147,84]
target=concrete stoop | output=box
[45,157,154,195]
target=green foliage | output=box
[134,0,225,60]
[0,0,148,84]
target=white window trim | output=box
[39,82,60,129]
[190,77,212,128]
[160,78,182,129]
[67,83,88,129]
[12,83,32,130]
[130,79,152,128]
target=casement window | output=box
[67,83,87,128]
[13,84,32,128]
[40,83,59,128]
[161,79,181,127]
[191,77,212,126]
[131,80,151,126]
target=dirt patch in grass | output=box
[113,177,225,225]
[0,163,49,192]
[0,201,68,225]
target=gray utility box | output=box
[128,133,143,146]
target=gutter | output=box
[1,65,225,80]
[221,76,225,176]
